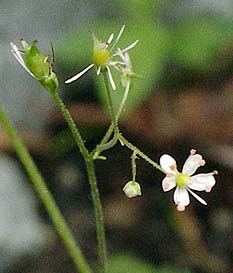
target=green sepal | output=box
[40,71,59,93]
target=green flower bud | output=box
[10,39,59,92]
[22,40,50,79]
[123,181,142,198]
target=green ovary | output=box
[92,47,110,66]
[176,173,190,188]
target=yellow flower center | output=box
[176,173,190,188]
[92,45,110,66]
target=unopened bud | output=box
[10,39,59,92]
[123,181,142,198]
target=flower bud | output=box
[123,181,142,198]
[10,39,59,92]
[22,39,50,79]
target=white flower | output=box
[160,149,217,211]
[65,25,138,90]
[123,181,142,198]
[116,48,142,87]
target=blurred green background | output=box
[1,0,233,272]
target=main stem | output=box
[50,91,107,273]
[85,156,107,273]
[0,106,91,273]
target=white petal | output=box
[110,25,125,52]
[174,187,190,206]
[182,153,203,176]
[188,173,216,192]
[162,176,176,192]
[10,42,36,78]
[106,66,116,90]
[187,188,207,205]
[159,154,177,174]
[65,63,94,84]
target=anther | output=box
[177,205,185,211]
[190,149,196,155]
[170,163,177,171]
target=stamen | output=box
[110,25,125,52]
[170,163,177,171]
[107,33,114,45]
[44,56,49,63]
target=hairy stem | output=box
[119,134,166,174]
[51,90,89,159]
[85,156,107,273]
[50,92,107,273]
[99,80,131,146]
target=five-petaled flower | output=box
[160,149,217,211]
[65,25,138,90]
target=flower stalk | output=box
[118,134,165,173]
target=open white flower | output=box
[160,149,217,211]
[65,25,138,90]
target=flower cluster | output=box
[65,25,138,90]
[160,149,217,211]
[10,39,58,92]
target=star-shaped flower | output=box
[65,25,138,90]
[160,149,217,211]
